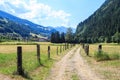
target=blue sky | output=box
[0,0,105,28]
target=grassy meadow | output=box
[80,43,120,80]
[0,42,70,80]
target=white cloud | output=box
[0,0,71,27]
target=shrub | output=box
[94,51,110,61]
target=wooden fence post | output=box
[68,44,69,49]
[48,46,50,59]
[73,44,75,47]
[82,43,85,49]
[17,46,23,75]
[61,46,62,52]
[65,43,66,50]
[70,44,72,48]
[67,43,68,49]
[57,47,58,55]
[72,44,73,47]
[74,44,75,46]
[84,44,89,56]
[37,44,40,64]
[60,45,62,53]
[87,45,89,56]
[98,44,102,52]
[63,45,64,51]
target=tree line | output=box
[51,27,77,43]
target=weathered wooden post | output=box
[68,44,69,49]
[98,44,102,52]
[65,43,67,50]
[87,45,89,56]
[17,46,23,75]
[84,44,89,56]
[37,44,40,64]
[48,46,50,59]
[71,44,72,48]
[65,43,66,50]
[60,45,62,53]
[63,45,64,51]
[72,44,73,47]
[67,43,69,49]
[82,43,85,49]
[61,46,62,52]
[73,43,75,47]
[67,43,68,49]
[57,46,58,55]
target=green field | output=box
[0,42,119,80]
[0,42,71,80]
[80,43,120,80]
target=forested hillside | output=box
[0,10,57,41]
[0,16,32,41]
[75,0,120,43]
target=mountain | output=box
[55,26,76,33]
[0,10,56,40]
[75,0,120,43]
[0,16,31,38]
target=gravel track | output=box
[46,46,101,80]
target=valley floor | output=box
[0,45,119,80]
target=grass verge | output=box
[80,44,120,80]
[0,44,74,80]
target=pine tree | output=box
[55,31,60,43]
[65,27,73,43]
[60,32,65,43]
[51,32,55,43]
[113,31,120,44]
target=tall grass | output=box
[94,51,120,61]
[109,52,120,60]
[0,53,16,75]
[94,51,110,61]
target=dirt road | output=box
[46,46,101,80]
[0,74,14,80]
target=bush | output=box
[94,51,110,61]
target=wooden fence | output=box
[16,43,75,76]
[82,43,103,56]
